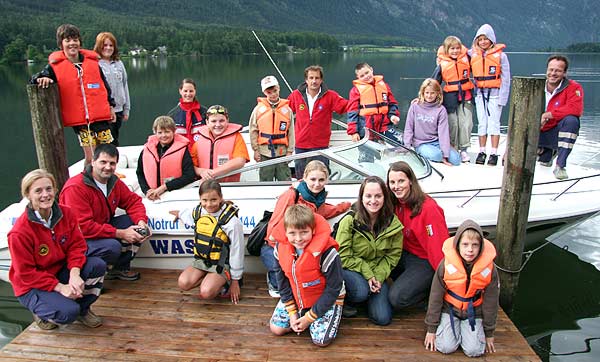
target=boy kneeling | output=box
[269,205,345,347]
[424,219,499,357]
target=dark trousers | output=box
[17,257,106,324]
[388,250,434,310]
[538,115,580,168]
[87,214,139,271]
[110,111,124,146]
[294,147,330,179]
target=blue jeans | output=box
[17,257,106,324]
[87,214,140,271]
[416,141,461,166]
[294,147,330,179]
[343,269,393,325]
[388,251,434,310]
[260,244,278,290]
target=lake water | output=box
[0,52,599,360]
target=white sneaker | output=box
[554,167,568,180]
[266,273,280,298]
[460,151,470,163]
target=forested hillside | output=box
[1,0,598,62]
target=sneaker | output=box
[266,273,280,298]
[106,269,140,281]
[539,160,553,167]
[487,154,498,166]
[77,309,102,328]
[460,151,470,163]
[475,152,487,165]
[33,314,58,330]
[554,167,568,180]
[342,305,358,318]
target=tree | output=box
[3,37,27,63]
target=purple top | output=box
[403,101,452,158]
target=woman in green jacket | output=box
[336,176,403,325]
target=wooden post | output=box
[26,84,69,191]
[495,76,545,313]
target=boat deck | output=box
[0,268,540,361]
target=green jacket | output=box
[336,214,403,283]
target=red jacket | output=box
[59,167,148,239]
[8,203,87,297]
[394,196,448,269]
[266,186,351,247]
[277,214,339,310]
[49,49,112,127]
[542,78,584,131]
[288,83,347,149]
[347,76,399,136]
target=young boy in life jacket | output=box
[347,63,402,145]
[424,219,499,357]
[170,180,244,304]
[248,75,295,181]
[270,204,345,347]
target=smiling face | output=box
[263,86,280,103]
[304,170,327,194]
[207,114,229,137]
[91,152,117,184]
[355,65,374,83]
[61,37,81,62]
[179,82,196,103]
[546,59,567,88]
[155,127,175,146]
[27,177,55,213]
[458,235,481,263]
[362,181,384,217]
[285,225,314,250]
[200,189,223,214]
[423,86,438,103]
[101,38,114,60]
[305,70,323,94]
[477,35,492,51]
[387,170,411,201]
[448,44,462,59]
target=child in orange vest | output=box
[424,219,499,357]
[269,204,345,347]
[433,36,475,163]
[248,75,295,181]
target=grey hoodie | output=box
[425,219,500,338]
[469,24,511,106]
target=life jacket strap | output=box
[474,75,500,81]
[447,78,470,85]
[259,132,287,157]
[359,102,388,109]
[447,289,482,335]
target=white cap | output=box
[261,75,279,92]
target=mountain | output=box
[1,0,598,52]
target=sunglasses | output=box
[206,105,228,116]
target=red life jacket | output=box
[256,98,291,154]
[142,134,189,189]
[195,123,243,183]
[353,75,389,116]
[49,49,112,127]
[470,44,506,89]
[442,237,496,311]
[277,215,338,310]
[437,45,475,93]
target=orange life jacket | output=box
[437,45,475,93]
[195,123,243,183]
[49,49,112,127]
[442,237,496,311]
[470,44,506,89]
[255,98,291,156]
[142,134,189,189]
[276,215,338,310]
[353,75,389,116]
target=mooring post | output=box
[495,76,545,313]
[26,83,69,191]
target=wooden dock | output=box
[0,268,540,361]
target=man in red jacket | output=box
[288,65,348,179]
[60,144,151,281]
[538,55,584,180]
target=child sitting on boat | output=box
[269,204,345,346]
[424,219,499,357]
[432,36,475,163]
[347,62,402,145]
[190,104,250,183]
[248,75,295,181]
[403,78,461,166]
[136,115,196,200]
[168,78,208,147]
[171,180,244,304]
[262,160,351,297]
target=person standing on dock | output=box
[60,144,151,281]
[8,169,106,330]
[538,55,584,180]
[288,65,348,178]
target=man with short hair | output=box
[288,65,348,178]
[60,144,151,280]
[538,55,584,180]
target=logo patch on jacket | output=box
[302,278,321,288]
[575,90,581,97]
[39,244,49,256]
[279,122,287,131]
[382,93,388,102]
[87,83,100,89]
[488,66,497,75]
[425,224,434,236]
[299,104,305,111]
[463,70,469,78]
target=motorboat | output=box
[1,121,599,282]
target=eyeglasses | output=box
[206,105,228,116]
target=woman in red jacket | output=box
[8,169,106,330]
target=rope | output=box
[494,239,560,274]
